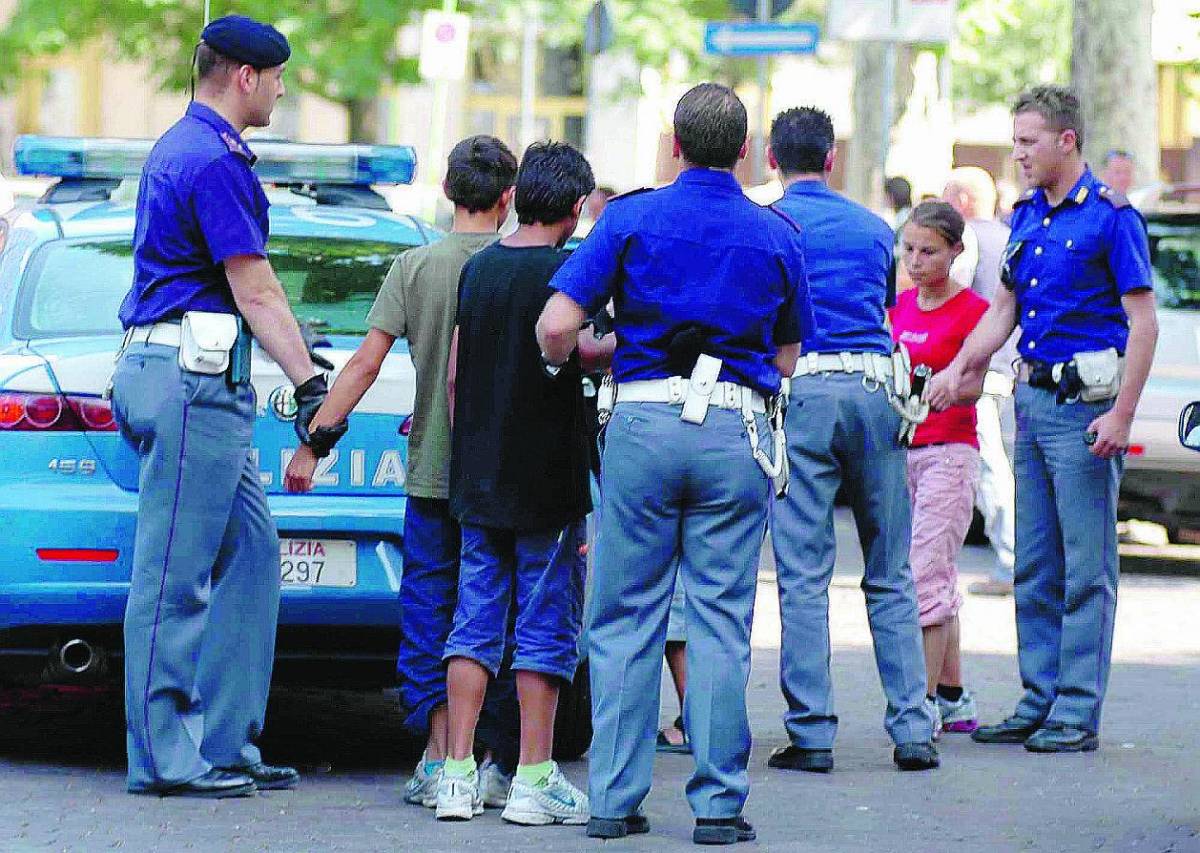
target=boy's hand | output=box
[285,445,319,493]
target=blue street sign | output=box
[703,21,820,56]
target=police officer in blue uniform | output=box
[764,107,938,774]
[113,15,339,797]
[929,85,1158,753]
[538,83,812,846]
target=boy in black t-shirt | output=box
[437,142,598,826]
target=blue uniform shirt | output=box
[772,180,895,357]
[119,102,269,328]
[1005,168,1152,364]
[550,168,813,397]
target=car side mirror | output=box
[1180,402,1200,451]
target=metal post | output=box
[753,0,770,184]
[420,0,458,219]
[204,0,211,26]
[520,2,540,151]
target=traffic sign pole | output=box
[425,0,458,218]
[754,0,770,184]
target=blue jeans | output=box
[588,403,769,820]
[1012,385,1123,733]
[771,373,932,748]
[444,521,587,682]
[113,342,278,791]
[397,497,519,770]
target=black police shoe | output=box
[694,817,756,845]
[767,744,834,773]
[971,715,1043,744]
[893,742,940,771]
[221,761,300,791]
[160,768,256,799]
[1023,723,1099,753]
[587,813,650,839]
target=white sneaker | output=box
[435,770,483,821]
[403,753,441,808]
[500,762,589,826]
[937,689,980,734]
[478,757,512,808]
[924,696,944,741]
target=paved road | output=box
[1,511,1197,852]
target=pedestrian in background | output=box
[928,85,1158,753]
[943,166,1019,596]
[1100,149,1136,196]
[284,135,522,810]
[766,107,939,776]
[541,83,811,845]
[437,141,599,826]
[114,15,326,798]
[891,200,989,736]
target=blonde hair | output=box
[946,166,998,218]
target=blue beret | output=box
[201,15,291,69]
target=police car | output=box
[0,136,435,689]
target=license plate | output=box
[279,539,357,588]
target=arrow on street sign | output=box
[703,22,820,56]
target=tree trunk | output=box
[847,41,915,207]
[1072,0,1159,186]
[346,97,383,143]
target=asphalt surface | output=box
[0,510,1197,852]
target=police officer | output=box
[113,15,337,797]
[538,83,812,846]
[928,85,1158,752]
[764,107,939,774]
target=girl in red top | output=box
[890,200,988,736]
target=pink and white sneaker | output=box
[937,689,980,733]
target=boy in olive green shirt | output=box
[285,135,519,807]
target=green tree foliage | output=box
[951,0,1071,108]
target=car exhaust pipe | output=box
[49,638,104,679]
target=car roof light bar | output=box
[14,136,418,186]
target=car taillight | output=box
[1127,444,1144,456]
[0,392,117,432]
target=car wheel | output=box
[552,658,592,761]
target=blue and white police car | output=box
[0,136,433,688]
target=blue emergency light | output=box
[13,136,418,185]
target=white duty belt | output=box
[616,377,767,413]
[123,322,183,348]
[793,351,893,385]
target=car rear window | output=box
[1149,226,1200,310]
[15,235,416,338]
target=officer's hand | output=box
[1086,409,1132,459]
[285,445,319,493]
[925,365,961,412]
[293,374,328,446]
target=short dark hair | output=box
[196,43,237,82]
[769,107,835,175]
[884,176,912,211]
[444,135,518,213]
[906,199,965,246]
[514,141,595,226]
[1013,85,1084,151]
[673,83,747,169]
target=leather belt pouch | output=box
[179,311,239,375]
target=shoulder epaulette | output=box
[219,131,254,163]
[1012,187,1037,207]
[767,204,801,233]
[1098,185,1132,209]
[608,186,654,203]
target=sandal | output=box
[655,716,692,754]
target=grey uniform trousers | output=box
[588,402,770,820]
[112,342,279,791]
[771,373,933,748]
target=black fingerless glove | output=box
[294,375,347,458]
